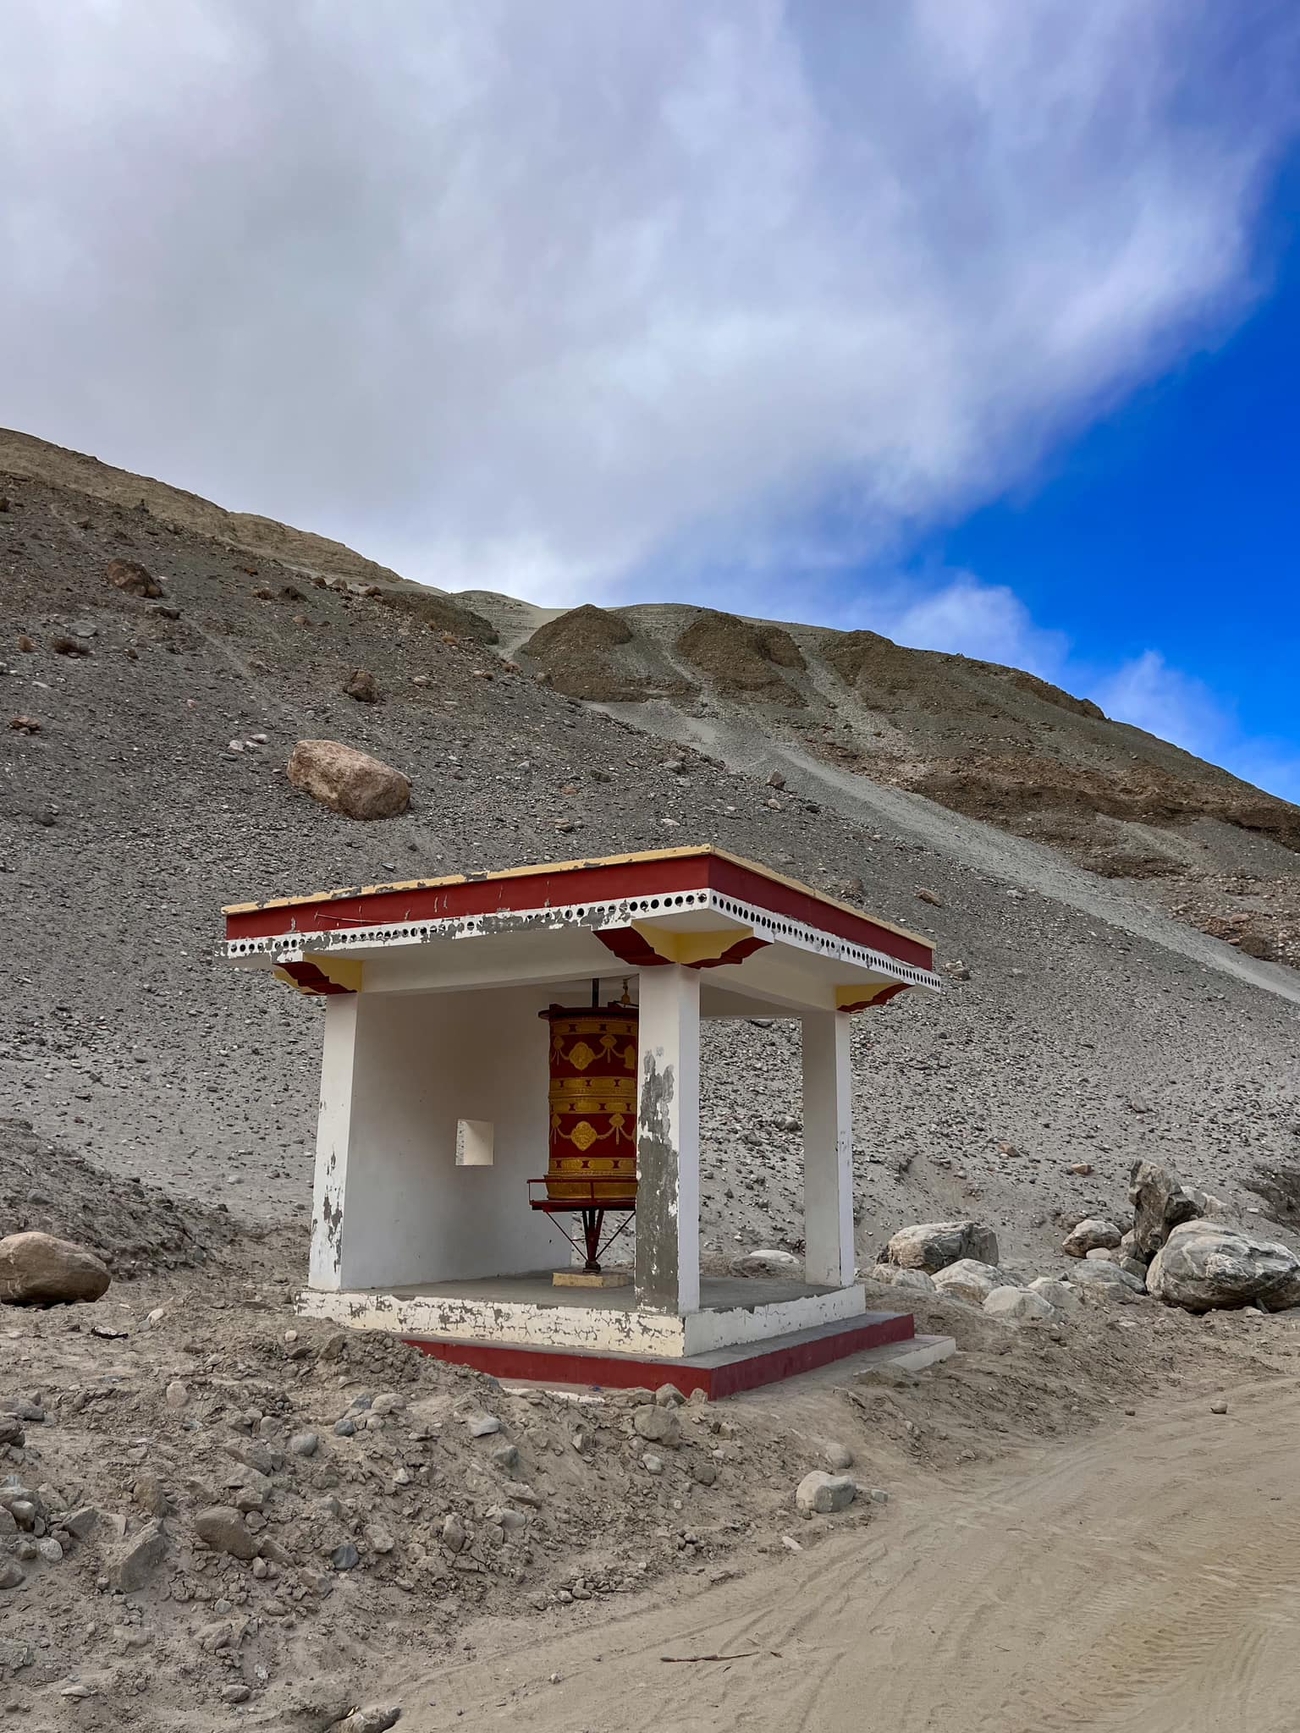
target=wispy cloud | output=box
[1095,650,1300,800]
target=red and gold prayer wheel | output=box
[538,1004,638,1205]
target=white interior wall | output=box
[335,985,569,1288]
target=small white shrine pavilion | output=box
[223,847,940,1395]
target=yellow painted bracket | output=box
[631,922,754,966]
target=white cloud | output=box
[0,1,1295,599]
[876,575,1070,677]
[1096,651,1300,801]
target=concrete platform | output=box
[299,1271,868,1358]
[401,1306,919,1398]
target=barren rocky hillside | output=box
[491,597,1300,970]
[2,427,1299,1268]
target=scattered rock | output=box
[9,714,40,734]
[795,1472,856,1515]
[330,1541,361,1571]
[107,558,163,597]
[931,1258,1011,1306]
[1072,1262,1146,1298]
[0,1231,111,1305]
[344,668,379,703]
[1146,1221,1300,1313]
[983,1286,1055,1321]
[109,1521,168,1591]
[165,1380,189,1409]
[331,1710,401,1733]
[194,1505,258,1560]
[290,1431,320,1458]
[1210,1399,1229,1415]
[287,739,411,820]
[1027,1276,1079,1313]
[0,1562,24,1590]
[64,1507,98,1539]
[868,1263,937,1293]
[915,888,944,908]
[882,1221,999,1274]
[824,1441,854,1471]
[466,1412,502,1438]
[1061,1218,1122,1258]
[729,1248,802,1278]
[1129,1160,1205,1258]
[632,1406,681,1448]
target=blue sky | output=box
[898,151,1300,797]
[3,3,1299,797]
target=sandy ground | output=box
[396,1366,1300,1733]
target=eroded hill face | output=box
[2,429,1299,1283]
[512,600,1300,967]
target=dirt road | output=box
[399,1374,1300,1733]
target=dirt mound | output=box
[674,611,806,705]
[521,604,644,700]
[370,585,498,645]
[0,1119,243,1277]
[520,605,695,702]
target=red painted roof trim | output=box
[224,851,933,971]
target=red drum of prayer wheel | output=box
[537,1004,638,1206]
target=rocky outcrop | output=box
[883,1221,999,1274]
[1129,1161,1205,1258]
[1146,1221,1300,1313]
[1062,1218,1122,1258]
[0,1231,111,1305]
[287,740,410,820]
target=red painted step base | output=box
[402,1309,915,1399]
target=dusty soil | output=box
[3,1181,1296,1731]
[405,1355,1300,1733]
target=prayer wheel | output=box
[529,1001,638,1271]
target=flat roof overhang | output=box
[222,846,941,1014]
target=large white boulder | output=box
[1027,1276,1079,1313]
[1062,1218,1122,1258]
[287,739,411,820]
[796,1471,856,1515]
[882,1221,1000,1274]
[983,1286,1055,1322]
[931,1259,1012,1307]
[1146,1221,1300,1313]
[0,1232,111,1305]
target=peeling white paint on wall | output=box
[299,1287,692,1356]
[298,1282,866,1358]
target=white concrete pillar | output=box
[635,965,701,1314]
[801,1010,854,1288]
[308,994,359,1291]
